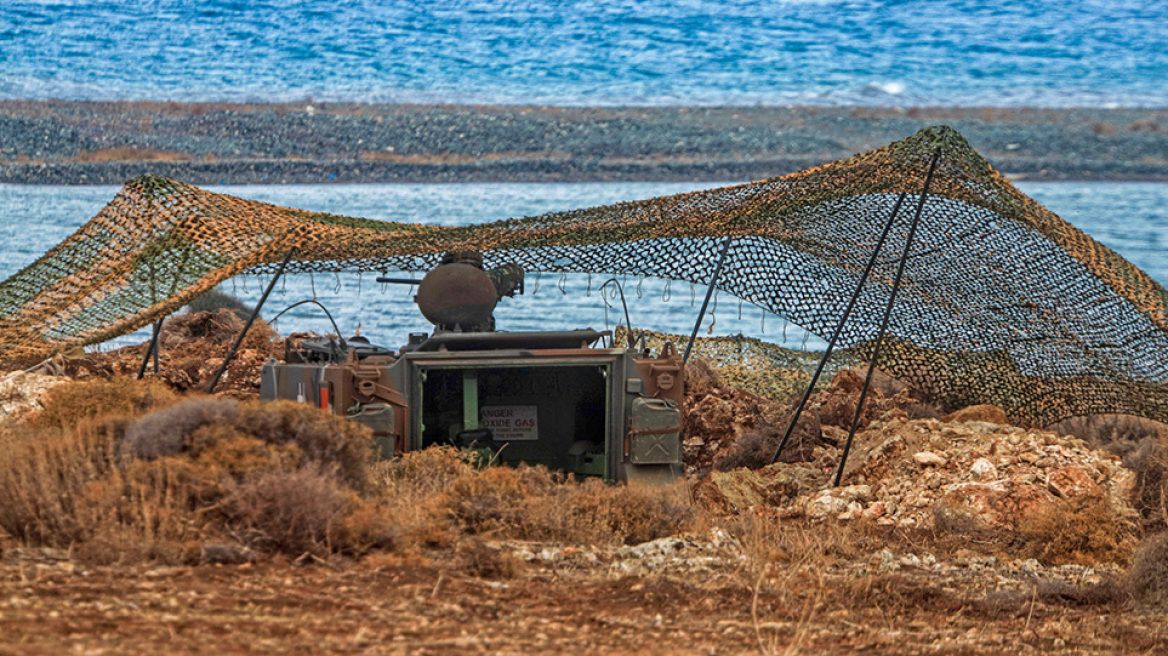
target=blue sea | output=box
[1,0,1165,350]
[1,181,1165,352]
[1,0,1165,107]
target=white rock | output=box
[913,451,948,467]
[971,458,997,481]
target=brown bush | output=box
[430,464,695,546]
[335,498,398,555]
[580,480,695,545]
[0,420,121,545]
[456,537,523,579]
[1,393,377,562]
[29,377,177,432]
[435,465,554,536]
[367,447,478,548]
[523,478,695,546]
[221,465,351,554]
[72,457,210,565]
[233,400,373,489]
[1128,531,1168,607]
[374,445,478,497]
[1021,498,1135,566]
[122,397,241,459]
[118,398,373,488]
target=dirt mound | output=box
[683,364,943,474]
[62,310,282,397]
[699,415,1139,561]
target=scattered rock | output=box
[700,416,1138,542]
[1046,466,1103,500]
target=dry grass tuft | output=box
[0,419,122,546]
[0,393,378,562]
[1021,498,1136,566]
[456,537,524,579]
[221,465,352,554]
[431,466,695,546]
[1128,531,1168,607]
[435,465,554,537]
[29,377,177,432]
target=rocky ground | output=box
[2,533,1167,655]
[2,101,1167,184]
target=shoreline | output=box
[2,101,1166,185]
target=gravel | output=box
[1,101,1166,184]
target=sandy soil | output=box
[3,542,1167,656]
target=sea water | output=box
[1,0,1165,107]
[1,181,1164,353]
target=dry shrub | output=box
[431,465,695,546]
[123,397,240,459]
[1128,531,1168,607]
[456,537,523,579]
[192,433,303,478]
[0,420,121,545]
[0,417,214,563]
[221,465,351,554]
[1021,498,1135,566]
[119,398,373,488]
[377,449,693,548]
[72,458,210,565]
[232,400,373,489]
[374,445,478,497]
[368,446,478,548]
[545,479,696,546]
[29,377,177,431]
[435,465,556,536]
[335,498,398,555]
[1,393,378,562]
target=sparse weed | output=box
[1021,498,1136,566]
[29,376,177,432]
[1128,531,1168,608]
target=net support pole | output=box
[136,319,163,380]
[833,149,941,486]
[769,191,910,464]
[206,248,296,394]
[684,238,733,363]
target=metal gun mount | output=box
[377,251,524,333]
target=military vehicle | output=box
[260,252,686,483]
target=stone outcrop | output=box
[698,415,1138,537]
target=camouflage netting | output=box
[1,126,1166,425]
[624,327,861,403]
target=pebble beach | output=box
[2,101,1166,185]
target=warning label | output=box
[480,405,538,441]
